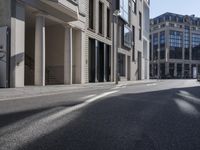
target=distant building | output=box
[150,12,200,79]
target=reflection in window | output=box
[192,33,200,60]
[153,33,158,60]
[123,25,132,48]
[160,31,165,59]
[184,26,190,60]
[169,30,183,59]
[120,0,129,23]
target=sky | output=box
[150,0,200,18]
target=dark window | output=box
[192,33,200,60]
[99,1,103,34]
[139,11,142,40]
[160,63,165,78]
[118,53,126,76]
[165,15,170,21]
[169,23,175,27]
[184,26,190,60]
[139,29,142,40]
[177,64,182,78]
[169,30,183,59]
[169,63,175,78]
[184,64,190,78]
[132,26,135,61]
[133,0,137,14]
[139,11,142,27]
[128,6,131,24]
[153,64,158,77]
[171,15,177,22]
[160,31,165,59]
[153,33,158,60]
[89,0,94,29]
[107,8,111,38]
[198,64,200,74]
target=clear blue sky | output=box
[150,0,200,18]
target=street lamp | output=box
[113,10,121,85]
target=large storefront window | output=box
[198,64,200,74]
[160,63,165,78]
[169,30,183,59]
[169,63,175,78]
[184,64,190,78]
[177,64,182,78]
[192,33,200,60]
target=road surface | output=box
[0,79,200,150]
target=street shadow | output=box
[17,85,200,150]
[0,101,84,129]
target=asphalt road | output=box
[0,79,200,150]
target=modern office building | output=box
[0,0,150,88]
[111,0,150,82]
[150,12,200,79]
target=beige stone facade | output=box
[0,0,150,88]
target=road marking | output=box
[112,87,120,90]
[0,90,119,149]
[112,84,127,90]
[146,83,157,86]
[80,94,96,100]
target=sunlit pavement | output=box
[0,79,200,150]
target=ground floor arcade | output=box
[9,3,85,88]
[150,62,200,79]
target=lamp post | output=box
[113,10,121,85]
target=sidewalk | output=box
[0,80,158,101]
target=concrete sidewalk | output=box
[0,80,158,101]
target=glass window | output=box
[132,0,137,14]
[184,26,190,59]
[89,0,94,29]
[153,33,158,60]
[160,31,165,59]
[120,0,129,23]
[177,64,182,78]
[169,63,175,78]
[132,26,135,61]
[123,25,132,48]
[118,53,126,76]
[192,33,200,60]
[160,63,165,78]
[184,64,190,78]
[169,30,183,59]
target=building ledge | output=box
[40,0,79,21]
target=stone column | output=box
[10,2,25,87]
[34,15,45,86]
[64,27,73,85]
